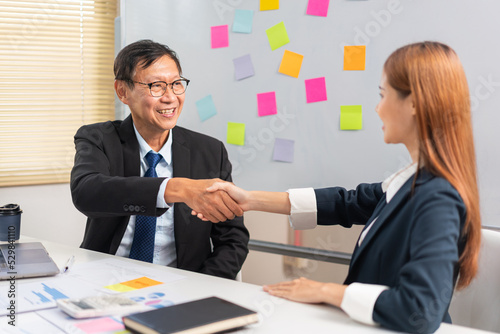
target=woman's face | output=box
[376,72,418,154]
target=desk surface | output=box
[1,237,494,334]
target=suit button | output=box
[129,205,135,212]
[140,206,146,213]
[135,205,141,212]
[123,205,129,212]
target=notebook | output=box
[122,296,259,334]
[0,242,60,280]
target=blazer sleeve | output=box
[198,141,249,279]
[70,124,168,219]
[372,185,465,333]
[314,182,385,227]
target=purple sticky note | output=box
[211,25,229,48]
[306,0,330,17]
[305,77,327,103]
[257,92,277,117]
[233,54,255,80]
[273,138,294,163]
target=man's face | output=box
[117,55,185,141]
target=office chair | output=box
[448,228,500,332]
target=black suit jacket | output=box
[70,115,249,279]
[314,170,466,333]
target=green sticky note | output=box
[227,122,245,146]
[265,22,289,51]
[340,105,362,130]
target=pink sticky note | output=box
[211,25,229,48]
[257,92,277,117]
[306,0,330,17]
[305,77,327,103]
[75,317,125,333]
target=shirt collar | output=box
[381,163,418,203]
[132,124,173,165]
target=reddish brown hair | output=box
[384,41,481,289]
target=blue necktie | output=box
[129,151,163,263]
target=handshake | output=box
[164,178,251,223]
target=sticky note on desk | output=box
[273,138,294,163]
[266,21,289,50]
[211,25,229,48]
[279,50,304,78]
[227,122,245,146]
[305,77,327,103]
[257,91,277,117]
[260,0,279,11]
[105,277,163,292]
[196,95,217,121]
[344,45,366,71]
[307,0,330,17]
[233,9,253,33]
[340,105,363,130]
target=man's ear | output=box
[114,80,129,105]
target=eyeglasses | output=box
[129,77,190,97]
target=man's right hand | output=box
[164,178,243,223]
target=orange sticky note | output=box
[121,277,163,289]
[344,45,366,71]
[260,0,279,11]
[278,50,304,78]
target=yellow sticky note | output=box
[260,0,279,11]
[266,22,289,51]
[278,50,304,78]
[227,122,245,146]
[344,45,366,71]
[104,283,136,292]
[340,105,363,130]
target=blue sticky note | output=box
[233,9,253,34]
[195,95,217,122]
[233,54,255,81]
[273,138,294,163]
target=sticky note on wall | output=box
[260,0,279,11]
[273,138,294,163]
[266,22,289,51]
[306,0,330,17]
[233,54,255,80]
[278,50,304,78]
[257,91,277,116]
[344,45,366,70]
[211,25,229,48]
[195,95,217,122]
[305,77,327,103]
[340,105,363,130]
[233,9,253,33]
[227,122,246,146]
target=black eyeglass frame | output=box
[129,77,190,97]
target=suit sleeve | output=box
[198,142,249,279]
[70,124,167,219]
[372,187,464,333]
[314,183,385,227]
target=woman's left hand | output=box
[263,277,346,307]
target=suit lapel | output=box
[172,127,190,178]
[119,115,141,177]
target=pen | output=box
[63,255,75,273]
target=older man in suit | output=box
[70,40,248,279]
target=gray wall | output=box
[120,0,500,227]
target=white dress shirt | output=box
[115,126,176,266]
[287,163,418,326]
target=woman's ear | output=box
[114,80,129,105]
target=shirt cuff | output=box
[340,283,389,326]
[287,188,317,230]
[156,178,172,208]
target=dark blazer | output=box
[315,169,466,334]
[70,115,249,279]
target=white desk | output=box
[1,238,494,334]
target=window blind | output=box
[0,0,116,186]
